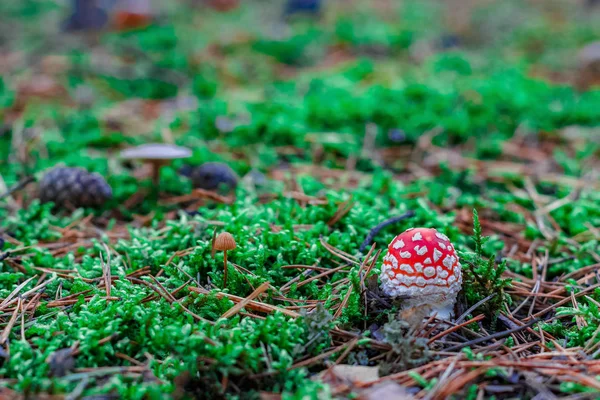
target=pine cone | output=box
[39,167,112,208]
[180,162,238,192]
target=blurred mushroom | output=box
[576,41,600,91]
[179,162,238,193]
[380,228,462,321]
[120,143,192,186]
[213,232,236,288]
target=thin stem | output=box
[223,251,228,288]
[151,162,161,186]
[149,161,165,201]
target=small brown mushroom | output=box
[214,232,236,288]
[120,143,192,186]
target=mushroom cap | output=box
[579,41,600,65]
[214,232,236,251]
[379,228,462,304]
[120,143,192,161]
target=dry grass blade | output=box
[149,276,177,303]
[427,314,485,344]
[444,318,539,352]
[100,244,112,301]
[222,281,270,318]
[290,341,353,370]
[0,276,36,309]
[1,297,22,344]
[289,263,351,293]
[327,196,354,226]
[319,238,360,265]
[189,286,299,318]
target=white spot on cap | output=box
[448,275,457,284]
[400,251,412,259]
[439,242,447,250]
[392,239,405,249]
[443,255,455,269]
[424,257,432,264]
[437,266,449,279]
[412,232,423,241]
[399,264,414,273]
[413,263,423,273]
[414,245,428,256]
[423,266,436,278]
[433,248,442,262]
[436,232,450,241]
[416,277,426,286]
[387,253,399,268]
[398,274,413,285]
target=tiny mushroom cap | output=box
[120,143,192,184]
[214,232,237,251]
[578,41,600,65]
[120,143,192,161]
[380,228,462,308]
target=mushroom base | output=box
[400,292,458,311]
[380,272,461,304]
[396,294,458,325]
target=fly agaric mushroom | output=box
[380,228,462,319]
[214,232,236,288]
[120,143,192,186]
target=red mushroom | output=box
[380,228,462,315]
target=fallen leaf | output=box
[317,365,380,385]
[357,381,415,400]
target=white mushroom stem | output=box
[429,304,455,321]
[399,292,458,325]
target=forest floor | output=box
[1,0,600,399]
